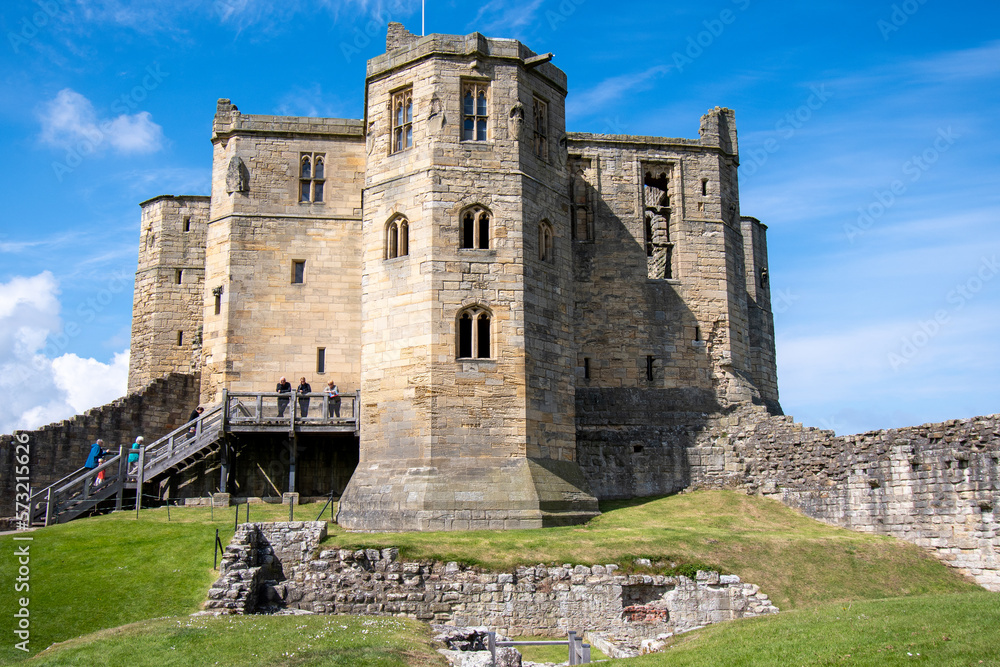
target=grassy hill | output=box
[324,490,979,610]
[0,491,989,665]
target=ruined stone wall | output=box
[692,410,1000,591]
[200,105,364,404]
[579,401,1000,590]
[206,521,777,641]
[129,196,210,393]
[0,373,198,516]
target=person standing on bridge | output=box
[297,377,312,418]
[276,376,292,417]
[325,380,341,418]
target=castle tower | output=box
[199,100,365,403]
[128,195,210,393]
[336,25,599,530]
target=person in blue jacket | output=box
[85,439,107,469]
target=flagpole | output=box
[422,0,425,35]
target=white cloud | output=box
[567,65,672,120]
[52,351,130,414]
[0,272,129,434]
[38,88,163,154]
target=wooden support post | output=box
[115,445,126,511]
[288,433,298,494]
[568,631,578,665]
[44,487,53,527]
[219,439,229,494]
[134,446,145,519]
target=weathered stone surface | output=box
[208,522,777,642]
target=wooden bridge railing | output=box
[224,390,360,432]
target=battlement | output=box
[212,99,364,140]
[368,27,566,92]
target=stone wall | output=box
[692,410,1000,591]
[0,373,199,516]
[205,521,777,643]
[578,399,1000,590]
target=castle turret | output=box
[336,25,598,530]
[128,195,210,393]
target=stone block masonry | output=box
[205,521,777,644]
[578,395,1000,591]
[0,373,199,517]
[697,410,1000,591]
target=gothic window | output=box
[532,97,548,159]
[538,220,554,262]
[391,88,413,153]
[460,205,490,249]
[462,81,489,141]
[385,215,409,259]
[299,153,325,202]
[569,161,593,241]
[457,306,492,359]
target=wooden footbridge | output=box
[26,390,359,526]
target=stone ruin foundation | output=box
[205,521,778,656]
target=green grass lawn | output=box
[0,492,986,665]
[324,490,979,610]
[0,501,331,665]
[27,615,446,667]
[601,591,1000,666]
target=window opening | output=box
[644,170,676,279]
[175,269,183,284]
[391,88,413,153]
[701,179,708,196]
[462,81,489,141]
[457,306,492,359]
[460,206,490,249]
[539,220,554,262]
[317,348,326,374]
[583,357,590,379]
[532,97,548,159]
[299,153,325,202]
[183,216,191,232]
[177,331,184,346]
[646,355,655,381]
[385,216,409,259]
[292,260,306,284]
[214,293,221,315]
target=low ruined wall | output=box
[0,373,199,516]
[696,411,1000,591]
[205,522,777,641]
[578,398,1000,591]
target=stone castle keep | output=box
[5,24,995,591]
[128,24,779,531]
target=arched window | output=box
[538,220,554,262]
[457,306,492,359]
[460,205,490,249]
[385,215,409,259]
[299,152,325,202]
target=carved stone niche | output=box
[226,156,249,194]
[508,103,524,141]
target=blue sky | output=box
[1,0,997,436]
